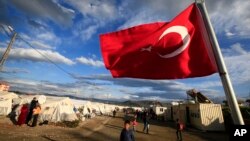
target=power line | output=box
[0,26,76,80]
[17,34,75,78]
[0,24,11,37]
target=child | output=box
[31,103,41,127]
[176,118,183,141]
[132,115,138,132]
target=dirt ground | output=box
[0,113,229,141]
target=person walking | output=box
[143,112,150,134]
[176,118,183,141]
[132,115,138,132]
[120,120,135,141]
[113,109,117,117]
[31,103,41,127]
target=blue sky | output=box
[0,0,250,102]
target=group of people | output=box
[120,110,183,141]
[16,97,41,127]
[133,110,151,134]
[120,110,151,141]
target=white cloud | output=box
[225,53,250,84]
[7,78,39,87]
[118,0,250,39]
[0,24,12,36]
[222,43,250,84]
[190,43,250,87]
[31,31,61,47]
[118,10,164,30]
[76,56,104,67]
[230,43,248,55]
[225,29,235,37]
[118,0,191,29]
[66,0,116,20]
[79,24,99,41]
[0,48,75,65]
[222,43,247,56]
[30,41,53,49]
[1,67,30,74]
[206,0,250,38]
[10,0,75,26]
[66,0,118,41]
[186,43,250,88]
[37,32,56,41]
[0,72,223,101]
[71,17,101,41]
[17,31,60,50]
[187,79,222,89]
[0,42,8,48]
[2,78,79,96]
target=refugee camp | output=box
[1,0,250,141]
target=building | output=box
[171,103,225,131]
[0,81,10,92]
[152,106,167,116]
[165,89,225,131]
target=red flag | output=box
[100,3,217,79]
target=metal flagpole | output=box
[195,0,244,125]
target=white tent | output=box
[0,99,12,116]
[0,91,18,116]
[39,96,78,122]
[16,95,46,105]
[13,95,78,123]
[71,99,89,109]
[0,91,18,99]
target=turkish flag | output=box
[99,3,217,79]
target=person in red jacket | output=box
[176,118,183,141]
[17,104,29,126]
[132,114,138,132]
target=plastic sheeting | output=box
[13,95,78,123]
[0,92,18,115]
[17,95,47,105]
[0,91,18,99]
[38,95,46,104]
[0,99,12,115]
[39,97,77,122]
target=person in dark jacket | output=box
[113,109,117,117]
[120,120,135,141]
[143,112,150,134]
[26,97,38,125]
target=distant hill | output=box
[122,100,163,107]
[9,90,178,107]
[9,90,113,103]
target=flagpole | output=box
[195,0,244,125]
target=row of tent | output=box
[0,91,128,123]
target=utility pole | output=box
[0,32,17,71]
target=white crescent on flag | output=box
[158,26,191,58]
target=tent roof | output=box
[0,91,18,100]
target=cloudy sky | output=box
[0,0,250,102]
